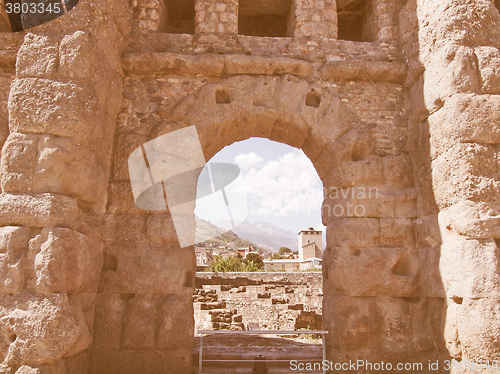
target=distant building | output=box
[237,247,252,258]
[237,246,260,258]
[298,227,323,260]
[264,227,323,271]
[195,247,214,271]
[263,257,322,271]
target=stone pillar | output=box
[131,0,167,32]
[367,0,397,41]
[195,0,238,34]
[409,0,500,365]
[293,0,337,39]
[0,0,132,371]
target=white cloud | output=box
[238,150,323,218]
[234,152,264,169]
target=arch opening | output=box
[193,138,325,370]
[91,75,442,373]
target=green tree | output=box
[244,253,263,270]
[208,255,243,272]
[270,253,282,260]
[279,247,292,255]
[243,260,263,272]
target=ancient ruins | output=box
[0,0,499,373]
[194,272,323,332]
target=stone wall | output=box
[194,272,322,332]
[293,0,337,38]
[0,1,134,373]
[0,0,498,373]
[0,34,22,184]
[196,0,238,34]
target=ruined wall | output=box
[194,272,322,332]
[0,0,498,373]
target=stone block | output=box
[331,125,376,167]
[444,300,462,359]
[319,60,407,83]
[379,218,415,248]
[90,293,125,349]
[107,182,145,215]
[418,297,447,353]
[122,52,225,76]
[324,246,420,297]
[0,193,79,229]
[90,349,165,374]
[323,296,371,351]
[382,154,414,188]
[438,201,500,241]
[15,363,64,374]
[457,298,500,361]
[159,349,192,374]
[100,242,194,294]
[59,31,101,81]
[323,156,385,189]
[326,218,380,248]
[0,293,88,366]
[16,34,59,78]
[423,45,480,111]
[8,78,101,141]
[146,214,180,243]
[111,133,147,182]
[322,186,417,224]
[33,136,108,205]
[431,143,500,209]
[0,133,39,193]
[63,351,89,374]
[417,0,500,48]
[326,296,445,355]
[157,294,194,350]
[439,239,500,298]
[314,134,377,181]
[427,94,500,156]
[367,297,413,351]
[28,228,103,294]
[0,226,39,295]
[122,294,158,349]
[475,46,500,94]
[224,56,314,78]
[104,214,146,243]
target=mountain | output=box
[228,220,298,253]
[194,216,258,249]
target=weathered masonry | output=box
[194,272,323,332]
[0,0,499,373]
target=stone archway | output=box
[143,74,439,370]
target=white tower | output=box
[298,227,323,261]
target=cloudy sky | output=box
[194,137,325,234]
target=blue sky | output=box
[194,137,325,234]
